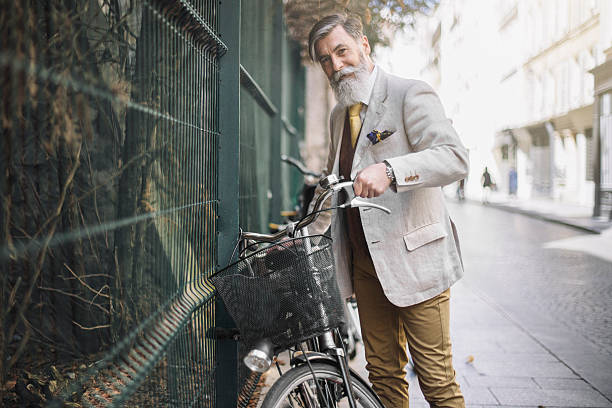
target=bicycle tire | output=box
[261,362,383,408]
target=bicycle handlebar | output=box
[240,175,391,243]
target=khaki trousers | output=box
[352,250,465,408]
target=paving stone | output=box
[498,340,550,354]
[533,377,594,390]
[467,406,539,408]
[454,339,508,354]
[549,351,612,397]
[462,386,499,405]
[470,361,576,378]
[463,375,539,389]
[490,387,612,407]
[408,385,498,406]
[455,352,557,364]
[452,328,532,342]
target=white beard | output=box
[330,59,370,108]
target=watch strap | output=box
[383,160,396,184]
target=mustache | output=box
[331,66,362,85]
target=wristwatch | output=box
[383,160,396,184]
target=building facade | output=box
[403,0,612,215]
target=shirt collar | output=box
[361,64,378,106]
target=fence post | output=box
[217,0,240,405]
[268,1,284,225]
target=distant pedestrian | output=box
[509,167,517,197]
[456,178,465,201]
[481,167,494,204]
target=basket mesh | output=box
[212,236,344,347]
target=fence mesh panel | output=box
[0,0,221,405]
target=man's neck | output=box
[366,59,375,73]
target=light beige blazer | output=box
[311,68,469,307]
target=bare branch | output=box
[7,143,83,346]
[31,143,83,240]
[72,320,111,331]
[1,277,21,321]
[63,263,110,299]
[6,324,31,372]
[59,273,113,280]
[37,286,110,315]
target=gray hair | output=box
[308,14,364,62]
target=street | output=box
[350,201,612,407]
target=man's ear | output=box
[361,35,371,56]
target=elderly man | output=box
[308,14,468,408]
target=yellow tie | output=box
[348,103,362,148]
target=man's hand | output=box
[353,163,391,198]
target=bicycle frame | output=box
[300,329,358,408]
[218,174,390,408]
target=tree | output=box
[284,0,440,57]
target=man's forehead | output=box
[315,26,356,54]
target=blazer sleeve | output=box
[386,81,469,193]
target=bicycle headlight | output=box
[244,349,272,373]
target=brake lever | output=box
[330,180,355,193]
[339,197,391,214]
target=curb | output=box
[484,202,610,234]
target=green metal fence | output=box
[0,0,304,406]
[0,0,224,405]
[236,0,307,399]
[239,0,306,233]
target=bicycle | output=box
[277,155,362,361]
[210,174,390,407]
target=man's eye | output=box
[337,48,346,55]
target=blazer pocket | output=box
[403,222,447,251]
[371,137,393,149]
[370,137,396,161]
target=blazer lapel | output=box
[352,69,388,175]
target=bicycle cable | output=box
[297,342,333,408]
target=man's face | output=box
[314,25,372,81]
[314,25,374,107]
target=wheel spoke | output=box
[261,363,382,408]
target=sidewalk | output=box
[349,280,612,408]
[474,195,612,264]
[255,195,612,407]
[479,195,612,234]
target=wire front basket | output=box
[212,236,344,348]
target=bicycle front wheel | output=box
[261,362,383,408]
